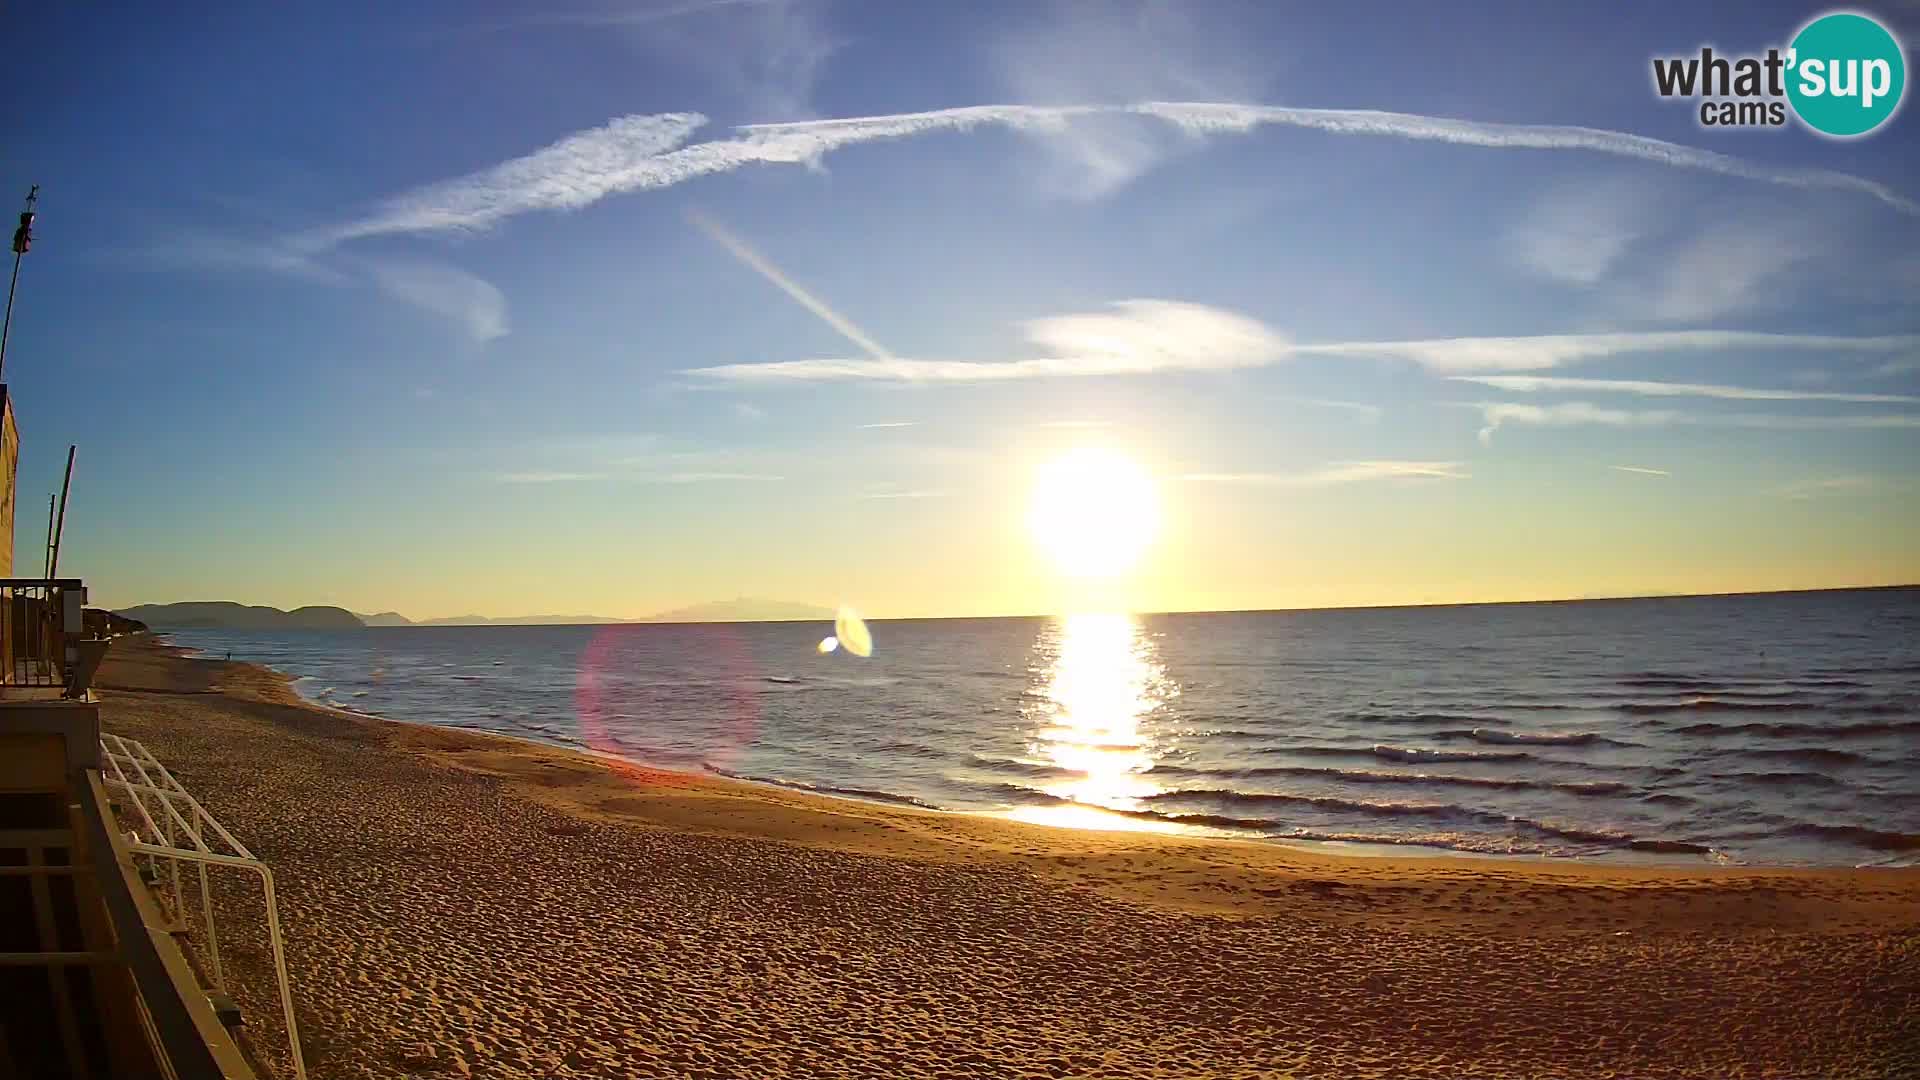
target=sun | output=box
[1028,448,1161,578]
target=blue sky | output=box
[8,0,1919,618]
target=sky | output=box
[6,0,1919,620]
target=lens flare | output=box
[834,606,873,657]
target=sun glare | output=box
[1028,448,1161,579]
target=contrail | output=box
[686,210,893,361]
[317,101,1920,245]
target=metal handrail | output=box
[78,769,256,1080]
[99,733,307,1080]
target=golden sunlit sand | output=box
[95,635,1920,1080]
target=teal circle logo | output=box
[1787,12,1906,136]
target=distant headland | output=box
[113,597,835,629]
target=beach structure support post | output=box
[49,445,73,577]
[43,493,54,577]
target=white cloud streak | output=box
[1773,475,1880,500]
[499,471,601,484]
[318,101,1920,245]
[690,302,1920,384]
[857,421,917,429]
[1298,330,1920,374]
[687,210,892,360]
[1476,401,1920,444]
[858,488,951,499]
[1452,375,1920,404]
[361,257,509,342]
[1609,465,1670,477]
[1185,461,1469,487]
[1506,179,1651,285]
[644,471,783,483]
[689,299,1285,382]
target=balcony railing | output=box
[0,578,107,695]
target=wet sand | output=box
[95,634,1920,1079]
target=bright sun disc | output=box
[1028,448,1160,578]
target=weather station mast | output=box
[0,184,39,382]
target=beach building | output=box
[0,347,298,1071]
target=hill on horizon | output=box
[119,598,838,629]
[116,602,364,630]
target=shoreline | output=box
[94,632,1920,1079]
[156,631,1890,872]
[111,631,1918,907]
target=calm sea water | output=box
[158,588,1920,867]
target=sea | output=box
[156,587,1920,867]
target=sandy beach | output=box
[94,634,1920,1080]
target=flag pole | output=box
[1,185,40,384]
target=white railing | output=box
[99,732,306,1080]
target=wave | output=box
[1722,770,1844,787]
[1149,763,1629,797]
[1339,711,1503,727]
[1619,699,1808,715]
[1461,728,1624,747]
[1127,793,1710,855]
[1786,823,1920,852]
[1370,744,1532,764]
[703,768,942,810]
[1730,747,1873,766]
[1145,787,1480,821]
[964,754,1070,780]
[1670,719,1920,738]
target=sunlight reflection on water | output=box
[1004,612,1181,831]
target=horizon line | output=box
[114,581,1918,628]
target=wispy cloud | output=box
[1185,461,1468,487]
[1299,330,1920,373]
[315,102,1920,246]
[688,210,892,360]
[361,257,509,342]
[643,471,783,483]
[1475,401,1920,444]
[1875,358,1920,377]
[1610,465,1670,477]
[1640,219,1817,323]
[1452,375,1920,404]
[499,471,601,484]
[320,113,708,243]
[1276,397,1384,420]
[688,299,1285,382]
[858,486,951,500]
[857,421,917,429]
[1773,475,1880,500]
[732,401,768,421]
[689,302,1920,383]
[1506,178,1651,285]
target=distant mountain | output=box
[639,598,834,624]
[340,599,834,627]
[116,602,364,630]
[411,614,631,626]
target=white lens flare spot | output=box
[835,606,873,658]
[1028,448,1160,578]
[818,636,839,654]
